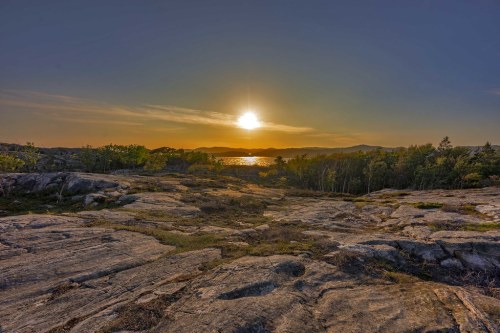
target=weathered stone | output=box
[338,243,403,263]
[455,251,500,271]
[476,204,500,222]
[1,172,124,196]
[83,193,107,206]
[76,209,137,223]
[0,215,221,333]
[396,240,448,262]
[123,192,201,216]
[401,225,433,239]
[440,258,465,270]
[65,174,119,195]
[254,223,270,231]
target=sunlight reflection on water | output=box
[218,156,278,166]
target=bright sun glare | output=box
[237,110,260,130]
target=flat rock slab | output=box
[76,209,138,223]
[387,205,484,226]
[265,199,382,231]
[0,178,499,333]
[0,214,181,332]
[368,187,499,206]
[123,192,201,216]
[208,183,284,199]
[154,256,499,333]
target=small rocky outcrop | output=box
[1,172,123,195]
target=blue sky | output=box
[1,0,499,148]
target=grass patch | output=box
[441,203,490,219]
[353,199,376,209]
[127,194,273,230]
[286,189,351,198]
[91,221,224,253]
[244,223,335,258]
[462,222,500,232]
[376,192,410,199]
[182,194,273,228]
[441,203,477,214]
[427,221,500,232]
[91,219,333,265]
[413,202,443,209]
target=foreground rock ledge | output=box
[0,174,499,332]
[1,220,498,332]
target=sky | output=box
[1,0,499,149]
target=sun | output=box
[237,110,260,130]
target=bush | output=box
[0,152,24,172]
[144,153,168,171]
[20,142,40,172]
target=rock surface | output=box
[0,173,498,332]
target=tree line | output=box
[79,145,221,173]
[1,138,499,195]
[266,137,499,194]
[0,143,219,173]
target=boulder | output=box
[65,174,119,195]
[455,251,500,271]
[83,193,107,207]
[396,240,448,262]
[440,258,464,270]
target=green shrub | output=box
[0,152,24,172]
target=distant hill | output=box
[194,145,398,158]
[2,143,498,159]
[195,144,500,158]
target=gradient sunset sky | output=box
[1,1,499,148]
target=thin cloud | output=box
[489,88,500,96]
[0,90,312,133]
[145,104,235,127]
[303,131,369,146]
[55,117,144,126]
[261,122,313,133]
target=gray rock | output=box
[440,258,464,270]
[455,251,500,271]
[1,172,123,196]
[65,174,119,195]
[116,194,137,204]
[338,243,403,263]
[83,193,107,207]
[396,240,448,262]
[70,195,84,202]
